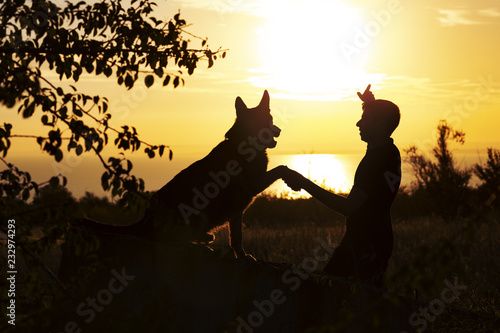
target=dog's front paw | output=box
[273,165,289,178]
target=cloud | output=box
[172,0,256,15]
[436,9,480,27]
[435,7,500,26]
[477,8,500,17]
[246,67,387,102]
[378,75,500,109]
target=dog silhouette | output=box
[111,90,286,258]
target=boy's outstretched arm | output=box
[282,167,367,217]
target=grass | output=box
[2,190,499,331]
[211,195,500,325]
[212,224,344,267]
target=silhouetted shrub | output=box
[474,147,500,212]
[405,120,473,220]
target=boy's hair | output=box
[362,99,400,135]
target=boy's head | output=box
[356,99,400,143]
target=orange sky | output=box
[95,0,500,156]
[3,0,500,197]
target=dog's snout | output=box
[272,125,281,137]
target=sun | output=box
[250,0,382,101]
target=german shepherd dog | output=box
[82,90,284,258]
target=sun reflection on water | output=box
[265,154,353,198]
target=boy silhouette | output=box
[282,85,401,287]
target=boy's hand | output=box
[357,84,375,102]
[280,166,305,192]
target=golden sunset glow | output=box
[250,0,382,101]
[263,154,354,198]
[289,154,350,192]
[2,0,500,198]
[3,2,499,326]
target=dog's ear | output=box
[235,96,247,116]
[258,90,270,111]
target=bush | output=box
[404,120,473,219]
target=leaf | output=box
[73,67,81,82]
[59,106,68,118]
[96,61,103,75]
[101,172,109,190]
[76,144,83,155]
[125,74,134,89]
[154,67,164,78]
[145,75,154,88]
[163,75,170,86]
[73,106,83,117]
[49,176,59,188]
[103,66,112,77]
[173,76,180,88]
[169,149,173,160]
[145,148,155,158]
[85,63,93,74]
[159,145,165,157]
[55,149,63,162]
[22,103,35,118]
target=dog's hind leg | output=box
[229,213,247,259]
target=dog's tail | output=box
[70,216,155,239]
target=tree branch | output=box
[10,134,72,140]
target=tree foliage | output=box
[474,147,500,209]
[0,0,225,320]
[405,120,472,219]
[0,0,225,207]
